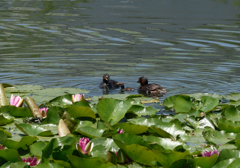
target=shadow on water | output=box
[0,0,240,102]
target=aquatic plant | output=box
[201,150,219,157]
[22,157,39,166]
[39,107,48,117]
[9,94,23,107]
[1,84,240,167]
[76,137,93,155]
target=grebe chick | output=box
[120,84,135,92]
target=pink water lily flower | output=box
[72,94,85,103]
[10,94,24,107]
[39,107,48,117]
[76,137,93,155]
[201,149,219,157]
[118,129,124,134]
[0,145,5,150]
[22,157,40,166]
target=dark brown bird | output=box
[120,83,135,92]
[99,74,122,89]
[137,77,167,95]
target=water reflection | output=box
[0,0,240,102]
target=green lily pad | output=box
[15,123,54,136]
[41,106,62,125]
[2,136,38,150]
[217,119,240,133]
[0,114,14,126]
[153,150,191,167]
[127,105,158,116]
[163,95,180,108]
[170,159,196,168]
[113,133,149,147]
[46,94,72,107]
[75,126,104,138]
[97,98,132,125]
[29,141,47,156]
[221,106,240,121]
[217,149,240,163]
[114,139,156,166]
[1,106,32,117]
[143,136,183,150]
[224,93,240,101]
[174,95,195,113]
[66,106,96,119]
[212,158,240,168]
[0,149,22,163]
[202,128,236,145]
[35,163,65,168]
[194,154,218,168]
[113,122,148,134]
[68,155,106,168]
[198,96,219,112]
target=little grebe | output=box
[99,74,122,89]
[137,77,167,95]
[120,83,135,92]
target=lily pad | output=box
[127,105,158,116]
[68,155,106,168]
[174,95,195,113]
[221,106,240,121]
[113,122,148,134]
[2,136,38,150]
[202,128,236,145]
[15,123,54,136]
[0,114,14,126]
[1,106,32,117]
[194,154,218,168]
[217,119,240,133]
[66,106,96,119]
[75,126,105,138]
[97,98,132,125]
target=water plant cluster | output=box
[1,83,240,167]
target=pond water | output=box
[0,0,240,101]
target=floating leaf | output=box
[198,96,219,112]
[203,128,236,145]
[75,126,104,138]
[127,105,158,116]
[113,123,148,134]
[68,155,106,168]
[2,136,38,150]
[16,123,54,136]
[221,105,240,121]
[97,98,132,125]
[1,106,32,117]
[153,150,191,167]
[217,119,240,133]
[174,95,195,113]
[66,106,96,119]
[194,154,218,168]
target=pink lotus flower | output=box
[10,94,23,107]
[76,137,93,155]
[0,145,5,150]
[201,149,219,157]
[72,94,85,103]
[22,157,40,166]
[39,107,48,117]
[118,129,124,134]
